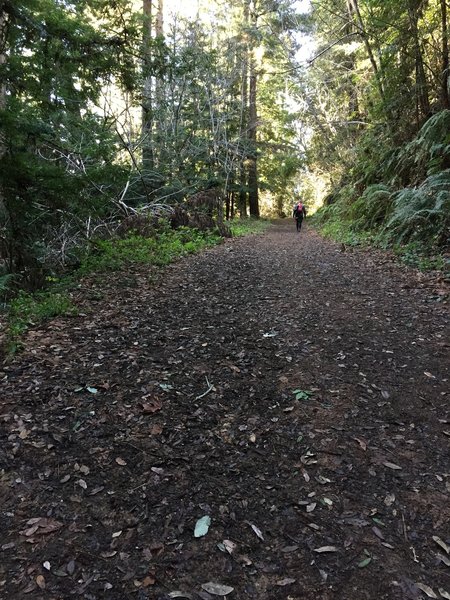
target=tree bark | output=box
[247,1,259,218]
[142,0,154,170]
[347,0,385,105]
[441,0,450,109]
[0,6,9,267]
[238,0,249,218]
[407,2,430,121]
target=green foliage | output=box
[293,389,313,401]
[0,274,15,296]
[387,111,450,184]
[384,171,450,246]
[229,218,272,237]
[77,227,222,275]
[349,184,394,231]
[6,291,75,354]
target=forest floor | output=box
[1,219,449,600]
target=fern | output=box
[0,274,14,294]
[350,184,393,230]
[383,170,450,245]
[391,111,450,184]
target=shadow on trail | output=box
[1,221,448,599]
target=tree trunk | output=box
[0,6,9,268]
[441,0,450,109]
[347,0,385,105]
[247,2,259,218]
[238,1,249,218]
[142,0,154,170]
[408,2,430,121]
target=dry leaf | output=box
[201,582,234,596]
[115,457,127,466]
[306,502,317,513]
[276,578,296,586]
[223,540,236,555]
[141,397,162,414]
[372,526,385,540]
[353,437,367,451]
[383,462,402,470]
[436,553,450,567]
[415,583,438,598]
[384,493,395,506]
[36,575,45,590]
[112,530,122,538]
[245,521,264,541]
[314,546,338,553]
[432,536,449,554]
[439,589,450,599]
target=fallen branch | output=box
[195,376,214,400]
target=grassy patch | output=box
[392,242,447,272]
[78,227,222,275]
[3,226,223,355]
[6,290,75,354]
[313,213,446,272]
[229,218,272,237]
[316,217,374,247]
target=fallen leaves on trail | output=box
[415,583,438,598]
[314,546,338,553]
[20,517,63,537]
[141,396,162,414]
[372,526,385,541]
[276,578,296,586]
[115,457,127,466]
[221,539,237,555]
[383,461,402,470]
[194,515,211,538]
[36,575,46,590]
[439,589,450,599]
[436,553,450,567]
[353,437,367,451]
[201,582,234,596]
[358,557,372,568]
[245,521,264,541]
[433,536,450,554]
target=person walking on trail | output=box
[293,201,307,232]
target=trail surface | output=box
[1,221,449,600]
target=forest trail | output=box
[1,220,449,600]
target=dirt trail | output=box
[1,220,449,600]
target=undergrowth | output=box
[229,218,272,237]
[3,220,269,355]
[6,291,75,355]
[313,112,450,272]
